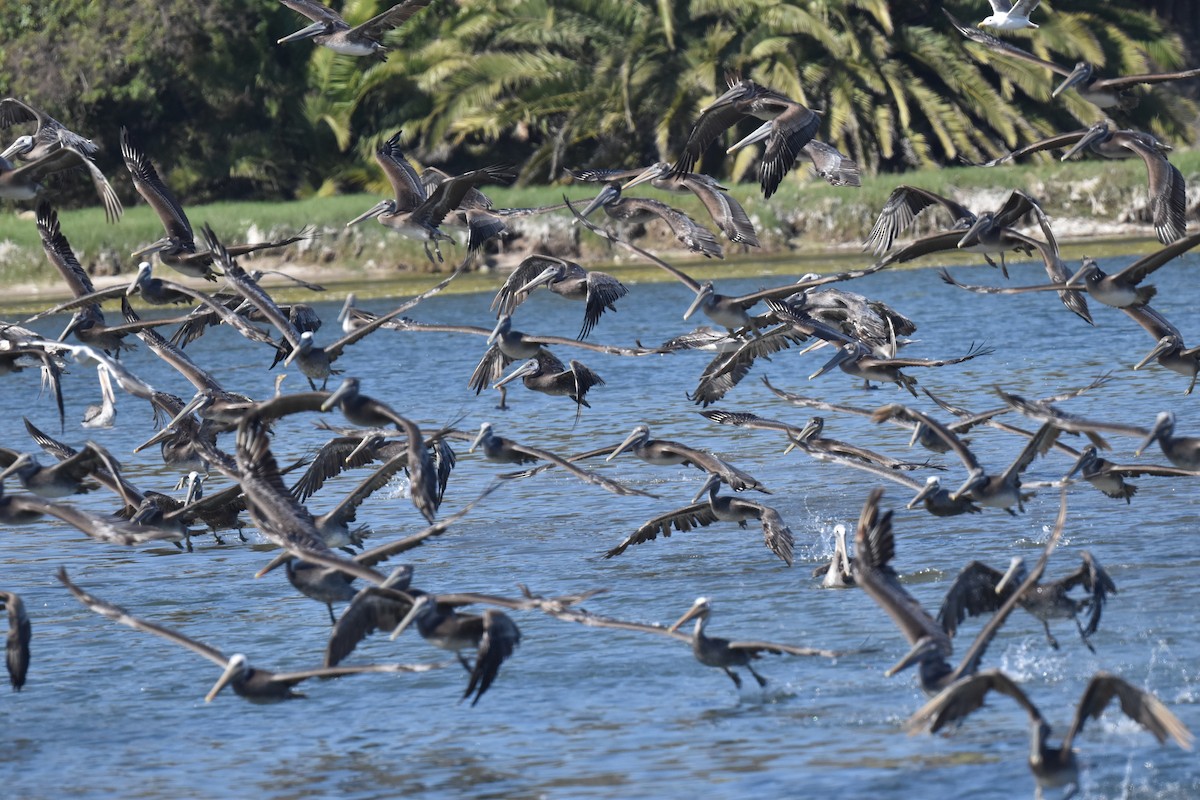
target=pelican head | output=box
[0,452,35,483]
[343,433,385,466]
[702,79,753,114]
[1053,62,1094,97]
[607,424,650,461]
[883,635,943,678]
[284,331,316,366]
[576,184,620,220]
[1061,120,1115,162]
[336,293,357,324]
[956,212,997,249]
[321,376,362,411]
[486,315,513,346]
[667,597,711,633]
[277,20,331,44]
[1064,446,1099,480]
[389,593,431,640]
[726,120,774,154]
[126,261,153,296]
[994,556,1027,595]
[516,264,566,295]
[783,417,824,454]
[907,475,943,509]
[469,422,494,454]
[691,472,723,503]
[809,342,859,380]
[1135,411,1175,457]
[205,653,249,703]
[621,162,671,191]
[0,135,34,160]
[346,199,396,227]
[1064,258,1101,287]
[1134,336,1181,371]
[493,358,541,389]
[131,236,178,259]
[683,281,716,322]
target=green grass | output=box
[1,148,1196,297]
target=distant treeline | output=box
[1,0,1196,208]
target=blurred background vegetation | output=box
[0,0,1197,207]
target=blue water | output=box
[2,252,1197,799]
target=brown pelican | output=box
[575,163,759,245]
[812,525,855,588]
[576,182,724,258]
[59,568,442,703]
[853,487,1065,695]
[667,597,845,688]
[939,552,1117,652]
[604,423,769,492]
[978,0,1041,29]
[1064,444,1200,502]
[467,423,653,497]
[347,131,512,263]
[907,670,1193,800]
[606,473,794,565]
[0,98,121,221]
[673,76,821,198]
[1124,305,1200,393]
[277,0,434,58]
[121,128,311,279]
[0,480,179,546]
[493,350,604,419]
[0,437,125,499]
[492,254,629,340]
[809,340,995,398]
[390,593,521,706]
[0,591,30,691]
[872,404,1053,514]
[946,11,1200,109]
[865,185,979,257]
[982,120,1186,244]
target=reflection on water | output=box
[2,254,1199,799]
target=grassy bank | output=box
[1,149,1197,295]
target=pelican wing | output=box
[325,586,414,667]
[354,0,435,38]
[906,669,1044,734]
[504,441,655,497]
[1114,230,1200,286]
[865,185,975,256]
[58,568,228,667]
[944,11,1067,74]
[579,271,629,339]
[605,502,718,558]
[1092,67,1200,92]
[1063,672,1194,752]
[937,561,1009,636]
[802,139,861,187]
[1112,134,1185,245]
[1058,552,1117,637]
[120,128,192,244]
[462,609,520,705]
[279,0,344,24]
[374,132,426,209]
[325,265,463,359]
[0,591,30,690]
[757,104,821,198]
[673,99,751,176]
[680,173,760,245]
[491,255,584,316]
[11,494,179,546]
[980,129,1089,166]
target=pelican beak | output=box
[343,435,379,466]
[515,266,561,296]
[783,418,822,454]
[691,473,722,504]
[1052,63,1091,98]
[1061,123,1109,162]
[0,139,28,160]
[1063,261,1093,287]
[320,379,354,412]
[255,552,292,579]
[606,428,643,461]
[468,425,489,454]
[485,317,508,346]
[884,636,939,677]
[277,21,326,44]
[494,359,538,389]
[204,658,243,703]
[1134,336,1176,371]
[620,164,663,191]
[131,237,171,259]
[389,595,430,640]
[168,392,211,428]
[809,345,854,380]
[683,284,713,321]
[908,423,926,449]
[906,480,938,510]
[726,121,772,154]
[667,601,706,633]
[575,185,619,221]
[57,314,84,343]
[1134,425,1161,458]
[0,453,32,482]
[956,214,991,249]
[949,472,986,502]
[132,426,178,455]
[994,557,1025,595]
[336,294,356,324]
[346,201,390,227]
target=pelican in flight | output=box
[1,591,30,691]
[853,488,1066,695]
[667,597,846,689]
[978,0,1042,30]
[492,254,628,340]
[606,473,794,565]
[946,11,1200,110]
[673,76,821,198]
[277,0,435,58]
[59,569,442,703]
[939,552,1117,652]
[907,670,1193,800]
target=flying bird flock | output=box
[2,0,1199,797]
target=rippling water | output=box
[3,253,1198,799]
